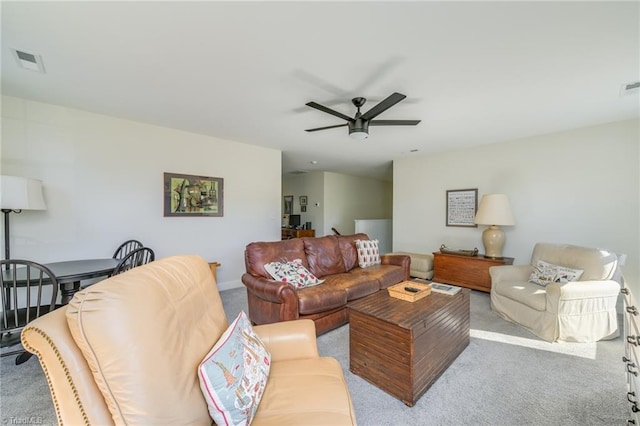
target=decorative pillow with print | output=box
[355,239,381,268]
[554,264,585,283]
[263,259,324,289]
[198,311,271,426]
[529,260,584,286]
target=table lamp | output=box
[0,175,47,261]
[474,194,515,259]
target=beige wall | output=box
[5,95,636,293]
[323,172,392,237]
[1,96,282,290]
[282,172,324,233]
[284,171,393,237]
[393,118,639,293]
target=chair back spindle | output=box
[1,260,59,363]
[113,240,144,260]
[112,247,155,276]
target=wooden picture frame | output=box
[284,195,293,215]
[164,172,223,217]
[299,195,308,206]
[446,188,478,227]
[301,206,307,212]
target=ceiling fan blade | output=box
[360,92,407,121]
[369,120,421,126]
[305,102,353,122]
[305,123,348,132]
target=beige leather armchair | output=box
[21,255,356,425]
[490,243,622,343]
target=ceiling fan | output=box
[305,92,420,139]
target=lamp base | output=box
[482,225,505,259]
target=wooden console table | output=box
[281,228,315,240]
[208,261,220,282]
[432,252,514,292]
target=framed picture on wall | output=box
[164,172,223,217]
[284,195,293,215]
[299,195,308,206]
[301,206,307,212]
[446,188,477,227]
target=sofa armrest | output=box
[381,254,411,281]
[489,264,532,284]
[21,307,114,426]
[242,273,300,325]
[241,273,298,305]
[546,280,621,301]
[546,280,621,317]
[254,319,319,361]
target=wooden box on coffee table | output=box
[348,288,470,406]
[387,281,431,302]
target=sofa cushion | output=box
[264,259,324,289]
[65,255,225,425]
[320,273,380,301]
[245,239,308,278]
[493,280,547,311]
[350,264,406,289]
[531,243,618,281]
[253,357,356,425]
[303,235,347,277]
[336,233,370,271]
[529,260,584,286]
[355,239,381,268]
[296,283,348,315]
[198,311,271,426]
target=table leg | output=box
[60,281,81,305]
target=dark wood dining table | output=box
[2,258,120,305]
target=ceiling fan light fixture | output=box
[350,131,369,140]
[348,119,369,140]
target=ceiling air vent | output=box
[620,81,640,96]
[289,170,308,175]
[10,48,45,73]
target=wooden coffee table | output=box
[348,287,470,406]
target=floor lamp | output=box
[0,176,47,263]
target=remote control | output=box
[404,287,420,293]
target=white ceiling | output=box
[2,1,638,181]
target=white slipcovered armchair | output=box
[490,242,622,343]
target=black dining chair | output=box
[1,259,60,365]
[112,247,155,276]
[112,240,143,260]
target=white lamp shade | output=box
[474,194,514,226]
[0,175,47,210]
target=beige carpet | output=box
[0,288,627,425]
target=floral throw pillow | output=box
[529,260,584,286]
[355,239,381,268]
[198,311,271,426]
[263,259,324,289]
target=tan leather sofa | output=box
[21,255,356,425]
[242,233,410,335]
[490,242,622,342]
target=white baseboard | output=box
[218,279,244,292]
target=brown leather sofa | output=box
[242,233,410,335]
[21,255,356,425]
